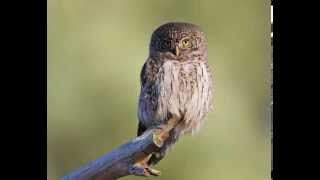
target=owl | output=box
[137,22,214,166]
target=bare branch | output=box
[62,118,179,180]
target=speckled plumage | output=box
[137,22,214,165]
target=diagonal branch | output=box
[62,118,178,180]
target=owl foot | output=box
[146,167,161,176]
[131,153,161,176]
[153,127,170,147]
[129,164,161,176]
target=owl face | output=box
[149,22,207,62]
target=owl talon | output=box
[153,129,165,147]
[129,165,161,177]
[146,167,161,176]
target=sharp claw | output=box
[129,165,161,177]
[146,167,161,176]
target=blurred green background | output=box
[48,0,271,179]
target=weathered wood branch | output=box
[62,118,178,180]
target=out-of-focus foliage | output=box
[48,0,271,179]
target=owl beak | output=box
[174,46,180,56]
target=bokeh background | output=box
[48,0,271,179]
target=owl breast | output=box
[153,60,213,135]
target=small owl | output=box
[138,22,214,166]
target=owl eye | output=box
[160,40,171,50]
[182,39,190,46]
[179,38,192,49]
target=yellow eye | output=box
[183,39,189,46]
[180,38,192,48]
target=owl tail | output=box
[148,127,181,166]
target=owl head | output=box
[149,22,208,62]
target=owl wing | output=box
[137,60,158,136]
[140,61,148,89]
[137,62,148,136]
